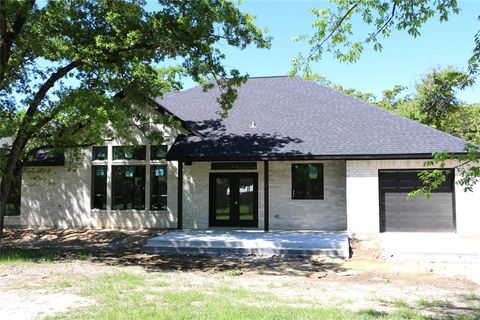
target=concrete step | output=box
[143,243,348,258]
[143,231,350,258]
[144,239,346,250]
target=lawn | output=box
[1,230,479,320]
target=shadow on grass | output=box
[1,228,346,277]
[372,296,480,320]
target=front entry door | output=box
[209,173,258,227]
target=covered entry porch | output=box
[175,160,347,231]
[144,230,350,258]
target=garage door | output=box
[379,170,455,232]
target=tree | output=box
[0,0,270,238]
[293,0,480,195]
[412,67,472,129]
[291,0,477,76]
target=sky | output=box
[174,0,480,103]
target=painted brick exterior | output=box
[182,161,265,229]
[4,125,180,229]
[346,159,480,236]
[5,153,479,235]
[269,161,347,231]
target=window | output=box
[112,166,145,210]
[211,162,257,170]
[151,145,168,160]
[112,146,146,160]
[150,165,167,210]
[292,164,324,199]
[92,146,107,160]
[5,174,21,216]
[92,166,107,209]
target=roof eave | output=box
[165,152,468,162]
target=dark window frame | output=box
[211,162,257,170]
[5,173,21,216]
[291,163,324,200]
[151,145,168,161]
[150,165,168,211]
[91,165,107,210]
[92,146,108,161]
[112,146,146,160]
[111,165,146,210]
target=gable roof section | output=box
[155,76,468,161]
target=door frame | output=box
[209,172,258,227]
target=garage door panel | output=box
[379,170,454,232]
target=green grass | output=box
[225,269,243,276]
[0,248,55,265]
[43,269,474,320]
[417,298,454,308]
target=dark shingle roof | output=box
[155,76,468,161]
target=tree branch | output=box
[0,0,35,83]
[308,0,361,60]
[22,60,83,128]
[373,1,397,39]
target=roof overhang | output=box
[165,152,469,162]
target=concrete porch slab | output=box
[144,230,350,258]
[380,233,480,261]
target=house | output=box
[4,76,480,252]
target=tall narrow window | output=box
[292,164,324,199]
[151,145,168,160]
[92,165,107,209]
[112,146,146,160]
[150,165,167,210]
[5,174,21,216]
[112,166,145,210]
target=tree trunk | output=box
[0,132,28,239]
[0,174,13,240]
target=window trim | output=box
[291,163,324,200]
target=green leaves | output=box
[0,0,270,174]
[413,66,471,129]
[291,0,469,77]
[410,144,480,198]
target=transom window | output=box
[292,164,324,200]
[112,146,146,160]
[92,146,107,160]
[151,145,168,160]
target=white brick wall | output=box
[182,161,264,229]
[4,125,180,230]
[269,161,347,231]
[346,159,480,236]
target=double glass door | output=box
[209,173,258,227]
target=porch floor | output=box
[144,230,349,258]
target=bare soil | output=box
[0,228,479,319]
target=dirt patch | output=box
[0,290,92,320]
[1,228,479,319]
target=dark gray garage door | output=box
[379,170,455,232]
